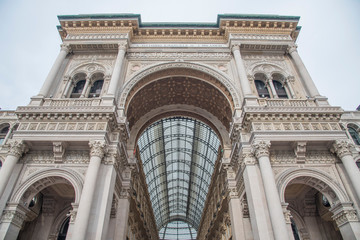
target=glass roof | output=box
[159,220,197,240]
[137,117,220,235]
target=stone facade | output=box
[0,13,359,240]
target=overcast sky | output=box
[0,0,359,111]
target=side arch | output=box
[277,168,350,205]
[11,168,84,205]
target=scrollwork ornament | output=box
[332,139,354,159]
[89,140,107,158]
[7,139,27,158]
[251,140,271,159]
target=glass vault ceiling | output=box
[137,117,221,239]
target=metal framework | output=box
[138,117,220,238]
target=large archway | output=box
[121,64,232,239]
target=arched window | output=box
[348,126,360,145]
[0,125,9,145]
[70,80,86,98]
[89,80,104,98]
[273,80,288,98]
[255,80,270,98]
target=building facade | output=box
[0,14,359,240]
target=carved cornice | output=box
[89,140,106,158]
[7,139,27,158]
[332,139,354,159]
[251,140,271,159]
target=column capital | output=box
[332,139,354,158]
[286,43,298,54]
[60,43,72,53]
[1,204,27,228]
[7,139,27,158]
[251,140,271,159]
[89,140,107,158]
[118,41,128,51]
[231,44,241,52]
[330,202,359,227]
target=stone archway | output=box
[277,168,360,240]
[0,168,83,240]
[120,62,238,149]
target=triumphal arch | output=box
[0,14,360,240]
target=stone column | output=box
[287,44,320,98]
[80,77,91,98]
[285,76,296,98]
[106,42,127,96]
[114,188,131,240]
[61,75,72,98]
[231,44,253,97]
[252,140,289,240]
[38,44,71,97]
[114,166,132,240]
[242,150,274,240]
[72,140,106,240]
[2,122,16,146]
[332,140,360,201]
[267,77,278,98]
[0,140,26,199]
[331,202,360,239]
[0,203,27,239]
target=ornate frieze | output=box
[65,33,129,41]
[22,151,54,164]
[127,51,232,60]
[64,151,90,164]
[18,122,107,132]
[7,139,27,158]
[269,151,296,164]
[89,140,106,158]
[230,34,292,41]
[305,151,337,164]
[251,140,271,159]
[332,139,354,159]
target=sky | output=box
[0,0,359,111]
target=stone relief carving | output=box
[251,122,341,132]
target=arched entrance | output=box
[122,64,234,239]
[278,168,359,240]
[0,169,83,240]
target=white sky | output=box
[0,0,359,111]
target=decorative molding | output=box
[64,151,90,164]
[231,34,292,41]
[89,140,106,158]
